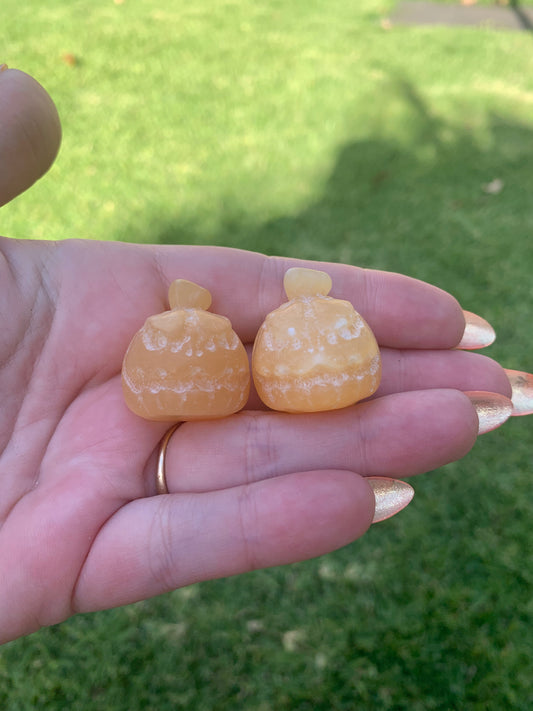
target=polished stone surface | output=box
[252,268,381,413]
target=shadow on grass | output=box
[149,77,533,310]
[510,0,533,32]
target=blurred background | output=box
[1,1,532,708]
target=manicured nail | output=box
[504,369,533,416]
[367,477,414,523]
[465,391,513,434]
[458,311,496,350]
[0,64,8,73]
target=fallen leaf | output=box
[61,53,77,67]
[482,178,504,195]
[282,629,307,652]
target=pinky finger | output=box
[73,471,411,613]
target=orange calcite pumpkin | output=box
[252,267,381,413]
[122,280,250,421]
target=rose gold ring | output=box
[156,423,182,495]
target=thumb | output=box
[0,66,61,207]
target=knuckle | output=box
[243,414,279,483]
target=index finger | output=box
[152,245,466,349]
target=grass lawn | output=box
[1,0,533,708]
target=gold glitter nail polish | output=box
[367,477,414,524]
[504,369,533,416]
[458,311,496,350]
[465,391,513,434]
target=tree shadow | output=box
[510,0,533,32]
[147,75,533,316]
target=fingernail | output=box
[0,64,8,73]
[465,391,513,434]
[367,477,414,523]
[504,369,533,416]
[458,311,496,350]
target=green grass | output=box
[1,1,533,708]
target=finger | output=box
[151,245,466,349]
[241,345,511,410]
[41,240,468,384]
[0,67,61,207]
[376,349,512,399]
[73,469,375,612]
[151,389,479,494]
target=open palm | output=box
[0,68,512,644]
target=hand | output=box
[0,68,516,644]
